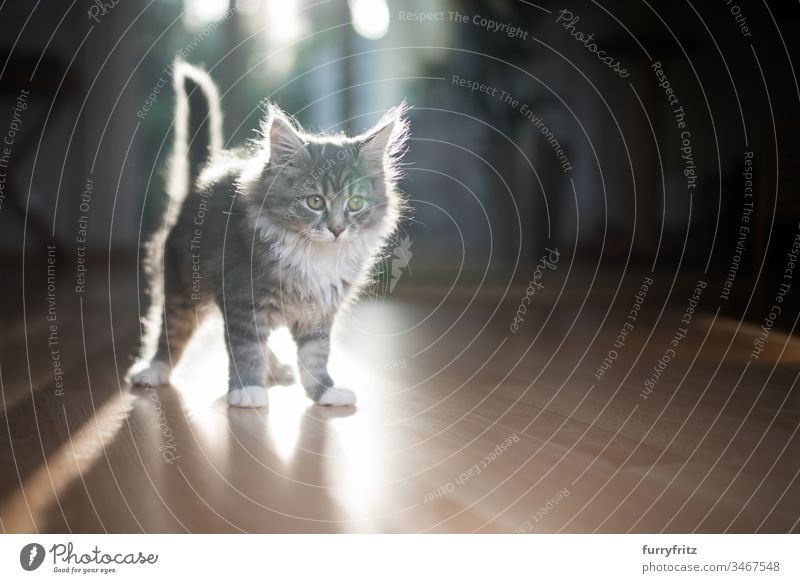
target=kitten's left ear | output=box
[262,104,309,166]
[358,102,410,175]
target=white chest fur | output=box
[286,241,363,304]
[264,228,374,307]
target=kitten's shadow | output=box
[219,391,357,461]
[310,403,357,420]
[220,393,357,530]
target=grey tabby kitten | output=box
[129,60,408,408]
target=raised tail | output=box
[135,60,222,368]
[168,59,223,199]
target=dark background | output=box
[1,0,799,324]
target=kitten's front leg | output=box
[223,304,271,408]
[293,318,356,407]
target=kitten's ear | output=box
[358,102,409,178]
[263,105,308,165]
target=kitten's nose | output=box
[329,227,344,239]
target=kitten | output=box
[129,60,408,408]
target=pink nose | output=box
[330,227,344,238]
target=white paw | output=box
[268,362,295,386]
[228,385,270,408]
[316,386,357,407]
[129,361,172,386]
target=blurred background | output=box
[0,0,798,312]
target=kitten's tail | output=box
[136,60,222,366]
[168,59,223,199]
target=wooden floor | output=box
[1,260,799,533]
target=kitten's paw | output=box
[228,385,270,408]
[315,386,357,407]
[268,362,295,386]
[129,361,172,387]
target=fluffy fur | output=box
[129,59,409,408]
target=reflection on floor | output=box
[1,266,799,533]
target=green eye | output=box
[306,195,325,210]
[347,196,365,212]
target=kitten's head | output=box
[247,103,409,246]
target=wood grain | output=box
[1,265,798,533]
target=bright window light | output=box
[234,0,260,17]
[184,0,230,29]
[267,0,304,44]
[349,0,390,40]
[264,0,308,76]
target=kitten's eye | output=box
[347,196,365,212]
[306,195,325,210]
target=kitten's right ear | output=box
[263,105,308,166]
[357,102,410,183]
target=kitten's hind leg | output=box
[130,294,199,387]
[266,346,295,386]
